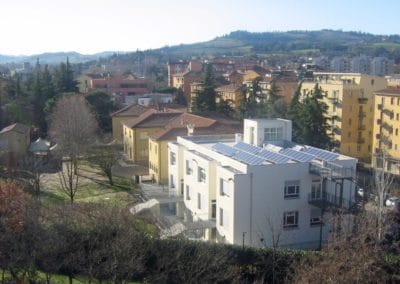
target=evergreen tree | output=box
[288,83,303,142]
[238,77,264,119]
[191,64,216,112]
[174,88,187,106]
[264,81,283,118]
[54,58,78,94]
[296,84,331,149]
[85,91,116,132]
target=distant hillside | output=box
[0,51,119,65]
[159,30,400,59]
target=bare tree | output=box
[87,137,122,186]
[49,94,98,203]
[373,152,394,240]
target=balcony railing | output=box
[308,192,355,209]
[358,97,368,104]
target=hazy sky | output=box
[1,0,399,55]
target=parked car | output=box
[385,196,400,207]
[357,187,364,197]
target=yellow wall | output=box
[123,124,163,163]
[302,74,387,162]
[372,94,400,161]
[217,89,241,109]
[112,116,129,142]
[243,70,262,82]
[148,139,169,184]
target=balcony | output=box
[376,133,380,139]
[357,137,365,144]
[382,122,393,134]
[358,111,366,118]
[308,192,355,210]
[358,96,368,104]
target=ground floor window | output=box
[283,211,299,229]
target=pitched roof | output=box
[374,88,400,96]
[216,84,241,93]
[123,108,182,128]
[149,115,242,141]
[0,123,30,135]
[111,104,151,117]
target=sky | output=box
[1,0,400,55]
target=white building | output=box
[168,119,358,249]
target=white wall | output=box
[243,119,292,146]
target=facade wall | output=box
[149,139,170,184]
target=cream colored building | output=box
[302,73,387,162]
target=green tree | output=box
[288,83,303,141]
[85,91,116,132]
[296,84,331,148]
[238,77,264,119]
[192,64,216,112]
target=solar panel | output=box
[302,146,339,161]
[280,148,315,162]
[212,143,237,157]
[234,142,262,155]
[234,151,265,165]
[259,149,291,164]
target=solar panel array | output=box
[211,141,340,166]
[302,146,339,161]
[280,148,315,163]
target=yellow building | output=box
[122,109,182,163]
[172,71,202,102]
[148,113,242,184]
[302,73,387,162]
[372,88,400,174]
[111,104,150,142]
[0,123,31,167]
[215,84,242,109]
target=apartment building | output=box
[215,84,242,109]
[372,88,400,174]
[167,60,202,87]
[172,71,202,103]
[168,119,357,249]
[89,75,148,96]
[302,73,387,162]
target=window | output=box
[397,113,399,121]
[357,145,361,152]
[198,167,206,182]
[396,129,399,136]
[170,174,175,188]
[220,178,229,196]
[219,208,224,226]
[348,118,352,125]
[310,208,322,226]
[284,181,300,198]
[186,185,190,200]
[170,152,176,165]
[283,211,299,229]
[348,132,351,138]
[139,132,148,140]
[197,193,201,209]
[311,181,321,200]
[186,160,193,175]
[391,98,394,105]
[211,200,216,219]
[264,127,283,141]
[371,79,374,85]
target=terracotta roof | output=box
[149,114,242,141]
[111,104,151,117]
[123,109,182,128]
[216,84,241,93]
[0,123,30,135]
[374,88,400,96]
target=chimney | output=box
[187,124,195,136]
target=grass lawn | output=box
[40,165,142,208]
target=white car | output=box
[357,187,364,197]
[385,197,400,207]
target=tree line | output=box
[0,59,115,136]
